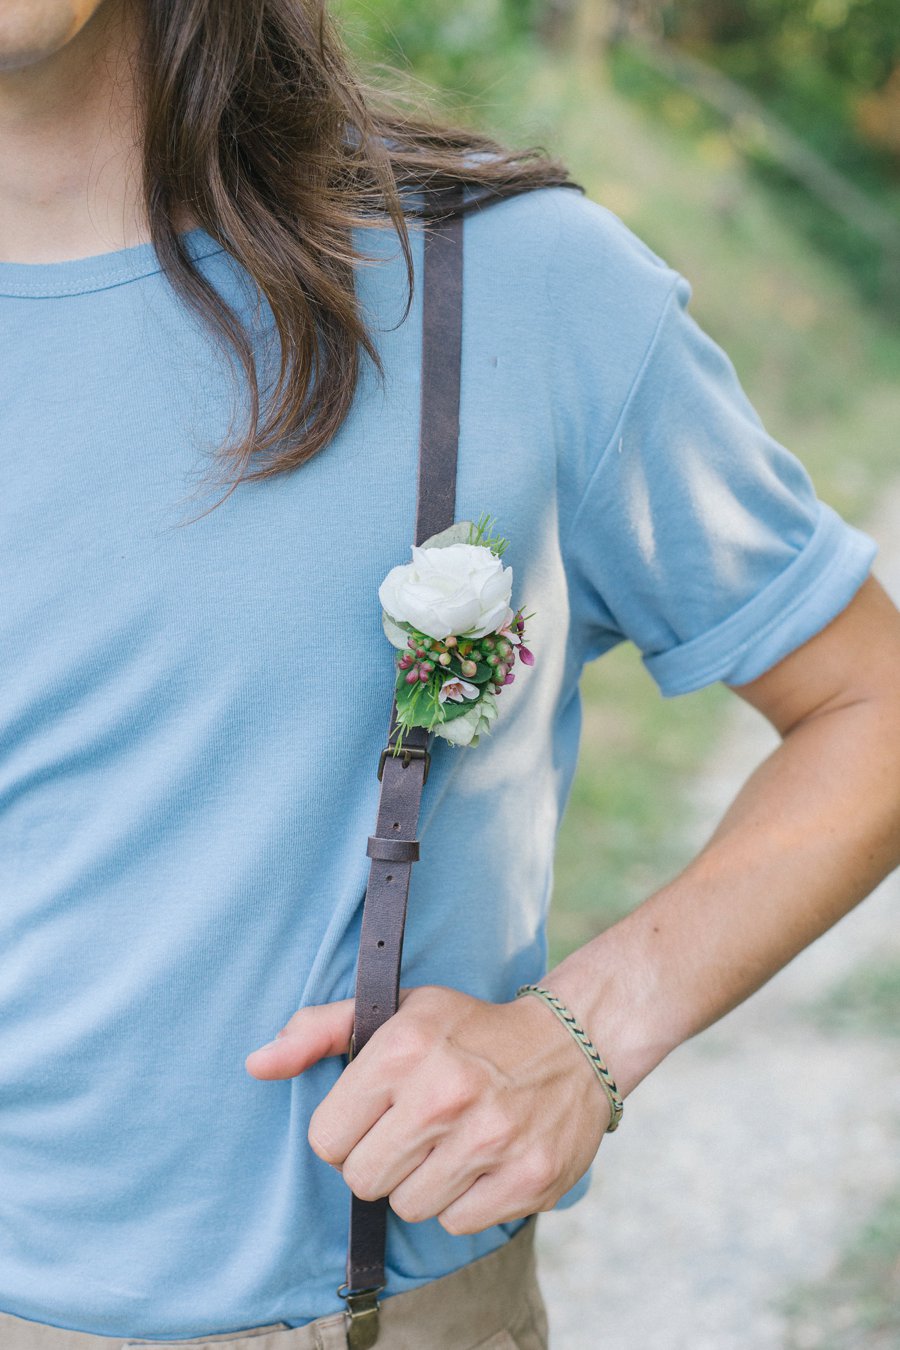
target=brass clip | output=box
[337,1283,383,1349]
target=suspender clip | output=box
[337,1282,384,1349]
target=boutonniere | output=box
[378,515,534,748]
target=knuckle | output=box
[520,1147,558,1195]
[342,1162,382,1203]
[389,1191,426,1224]
[432,1065,477,1118]
[307,1118,340,1165]
[439,1209,478,1237]
[474,1107,516,1156]
[382,1021,430,1070]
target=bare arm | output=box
[545,574,900,1097]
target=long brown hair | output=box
[135,0,576,493]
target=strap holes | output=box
[376,940,385,949]
[371,1003,379,1013]
[385,873,393,882]
[392,821,400,830]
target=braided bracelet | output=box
[516,984,624,1133]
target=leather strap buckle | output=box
[337,1282,385,1350]
[376,743,430,785]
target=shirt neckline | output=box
[0,227,225,299]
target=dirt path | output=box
[536,491,900,1349]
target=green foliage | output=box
[655,0,900,303]
[468,512,510,557]
[332,0,539,99]
[666,0,900,101]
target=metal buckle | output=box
[337,1281,385,1350]
[376,742,430,785]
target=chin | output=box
[0,0,108,70]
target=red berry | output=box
[405,670,419,685]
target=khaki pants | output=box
[0,1216,548,1350]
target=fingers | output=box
[244,985,595,1237]
[306,1000,436,1165]
[387,1146,488,1226]
[245,988,417,1081]
[435,1169,546,1236]
[244,998,355,1079]
[338,1106,436,1203]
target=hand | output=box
[245,984,608,1235]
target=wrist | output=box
[539,920,684,1099]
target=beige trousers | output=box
[0,1216,548,1350]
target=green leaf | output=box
[383,611,411,650]
[438,694,482,722]
[418,521,475,550]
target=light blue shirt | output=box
[0,187,875,1339]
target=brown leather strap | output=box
[341,188,464,1329]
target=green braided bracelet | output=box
[516,983,624,1133]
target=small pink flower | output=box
[496,610,521,645]
[438,675,480,705]
[518,645,534,666]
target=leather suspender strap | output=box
[338,188,464,1350]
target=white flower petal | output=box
[379,538,513,642]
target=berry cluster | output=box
[395,610,533,695]
[396,634,445,684]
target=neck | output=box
[0,1,165,263]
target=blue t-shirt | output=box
[0,187,875,1339]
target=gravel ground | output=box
[536,489,900,1350]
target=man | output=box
[0,2,897,1348]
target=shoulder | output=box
[459,186,685,426]
[455,186,687,487]
[462,185,680,334]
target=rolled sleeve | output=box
[566,273,878,693]
[644,501,876,694]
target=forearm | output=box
[544,692,900,1100]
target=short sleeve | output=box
[565,274,877,695]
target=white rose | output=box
[379,541,513,641]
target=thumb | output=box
[245,998,355,1080]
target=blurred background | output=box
[332,3,900,1344]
